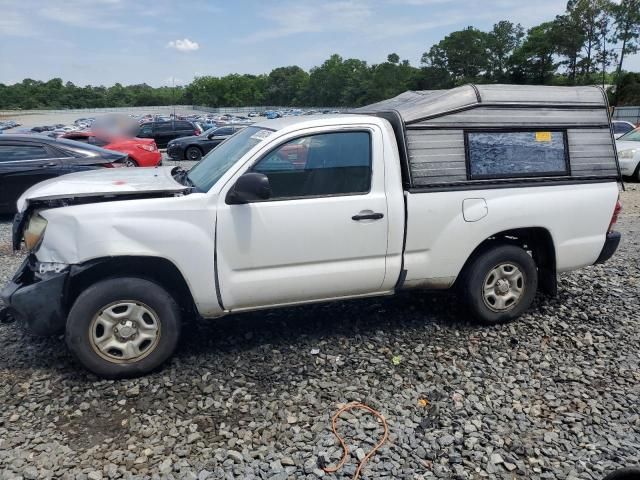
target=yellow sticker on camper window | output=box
[535,131,552,142]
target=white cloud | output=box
[166,38,200,52]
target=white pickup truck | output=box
[1,84,622,378]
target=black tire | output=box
[603,469,640,480]
[462,244,538,325]
[185,146,202,161]
[124,157,138,167]
[65,277,181,378]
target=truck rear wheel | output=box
[65,277,181,378]
[462,245,537,325]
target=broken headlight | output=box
[24,213,47,251]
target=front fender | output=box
[34,195,223,317]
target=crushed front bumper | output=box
[595,231,621,264]
[0,256,69,335]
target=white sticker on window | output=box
[250,129,272,141]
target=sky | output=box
[0,0,638,87]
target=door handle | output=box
[352,212,384,221]
[40,162,57,167]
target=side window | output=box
[252,131,371,199]
[466,130,568,179]
[176,121,192,130]
[154,122,173,133]
[139,124,153,136]
[614,122,633,135]
[0,144,50,162]
[215,127,233,136]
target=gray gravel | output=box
[0,184,639,479]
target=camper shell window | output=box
[465,130,570,179]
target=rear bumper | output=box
[138,151,162,167]
[0,256,68,335]
[594,231,621,264]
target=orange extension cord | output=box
[322,402,389,480]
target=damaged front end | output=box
[0,255,69,335]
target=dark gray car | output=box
[166,125,247,161]
[0,134,127,213]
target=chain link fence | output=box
[612,106,640,125]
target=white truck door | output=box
[216,127,389,310]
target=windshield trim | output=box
[618,127,640,142]
[186,125,276,192]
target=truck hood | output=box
[17,166,189,212]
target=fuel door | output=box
[463,198,488,222]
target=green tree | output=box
[615,71,640,104]
[421,27,490,84]
[306,54,370,106]
[486,21,524,81]
[612,0,640,86]
[266,66,309,106]
[510,22,558,84]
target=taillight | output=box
[608,197,622,233]
[194,130,200,136]
[138,144,156,152]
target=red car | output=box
[62,132,161,167]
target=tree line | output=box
[1,0,639,110]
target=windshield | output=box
[187,126,274,191]
[619,127,640,142]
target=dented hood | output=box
[17,166,189,212]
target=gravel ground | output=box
[0,183,639,480]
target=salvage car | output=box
[1,85,622,378]
[62,131,161,167]
[166,125,247,161]
[616,127,640,181]
[0,134,129,214]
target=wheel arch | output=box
[66,256,197,318]
[456,227,557,295]
[186,144,204,154]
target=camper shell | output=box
[354,84,621,190]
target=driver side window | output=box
[252,131,371,199]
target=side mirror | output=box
[226,173,271,204]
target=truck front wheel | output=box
[65,277,181,378]
[462,245,538,325]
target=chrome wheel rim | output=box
[187,149,200,160]
[482,263,525,312]
[124,158,136,167]
[89,301,161,363]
